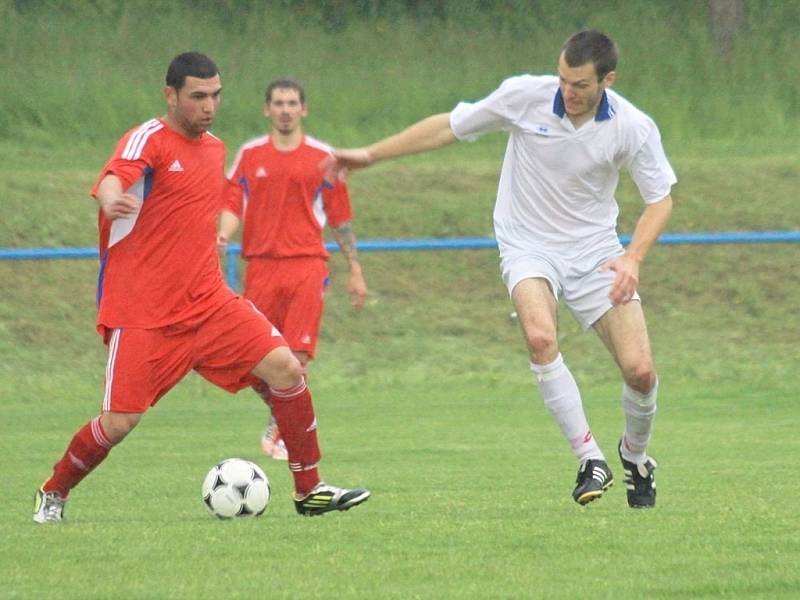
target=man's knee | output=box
[252,347,304,390]
[623,362,657,394]
[277,355,304,387]
[523,325,559,363]
[99,411,142,444]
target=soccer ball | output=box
[202,458,271,519]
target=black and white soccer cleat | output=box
[572,459,614,505]
[618,439,657,508]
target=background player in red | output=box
[32,53,369,523]
[217,79,368,459]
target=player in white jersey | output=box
[329,30,675,508]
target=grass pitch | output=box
[2,3,799,594]
[1,146,799,599]
[3,362,799,598]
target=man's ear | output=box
[165,86,178,108]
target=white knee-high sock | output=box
[620,379,658,464]
[531,354,604,463]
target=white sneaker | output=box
[33,487,66,523]
[270,438,288,461]
[260,421,288,461]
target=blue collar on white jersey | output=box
[552,88,615,122]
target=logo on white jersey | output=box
[168,160,184,172]
[255,166,268,178]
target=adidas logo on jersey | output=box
[168,160,184,172]
[255,166,268,178]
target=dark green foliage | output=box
[1,1,798,148]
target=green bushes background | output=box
[2,0,798,154]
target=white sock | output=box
[620,379,658,464]
[531,354,603,463]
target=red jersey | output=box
[91,118,232,337]
[223,135,352,259]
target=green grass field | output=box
[2,148,799,597]
[2,2,800,598]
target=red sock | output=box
[268,380,321,496]
[43,417,113,498]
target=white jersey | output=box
[450,75,676,254]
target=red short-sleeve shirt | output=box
[223,135,352,260]
[91,118,232,337]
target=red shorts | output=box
[102,296,287,413]
[243,256,329,359]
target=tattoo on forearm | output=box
[333,222,358,265]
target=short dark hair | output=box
[265,79,305,104]
[561,30,618,81]
[165,52,219,90]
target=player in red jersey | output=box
[217,79,367,459]
[33,53,369,523]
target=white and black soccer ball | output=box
[202,458,271,519]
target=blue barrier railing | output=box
[1,230,799,290]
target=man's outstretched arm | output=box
[332,113,456,171]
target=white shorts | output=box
[500,243,640,330]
